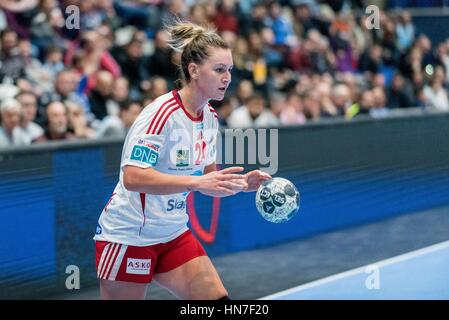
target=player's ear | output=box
[188,62,199,80]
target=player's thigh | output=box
[100,279,149,300]
[153,255,227,300]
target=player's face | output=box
[196,48,233,101]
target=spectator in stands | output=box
[96,99,142,138]
[292,0,328,38]
[423,70,449,112]
[1,0,448,148]
[370,86,390,118]
[79,0,104,31]
[303,90,323,121]
[34,101,74,142]
[347,90,374,119]
[66,100,96,139]
[0,98,30,147]
[279,91,306,125]
[16,91,43,141]
[214,0,239,34]
[0,28,25,82]
[259,27,285,69]
[0,5,6,31]
[247,31,269,92]
[268,91,287,120]
[266,1,295,47]
[146,76,168,101]
[114,0,162,33]
[443,40,449,84]
[68,30,121,92]
[231,37,253,85]
[316,80,337,117]
[30,0,65,59]
[42,45,65,80]
[38,69,82,122]
[18,38,52,94]
[107,76,130,117]
[235,80,254,106]
[188,3,207,26]
[0,0,38,39]
[331,84,353,117]
[111,30,150,98]
[244,3,269,36]
[147,30,178,84]
[88,70,115,121]
[396,11,415,52]
[387,73,416,108]
[227,93,279,128]
[359,43,384,74]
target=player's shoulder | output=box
[141,91,182,135]
[142,91,178,114]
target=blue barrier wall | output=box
[1,113,449,298]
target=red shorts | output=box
[95,230,206,283]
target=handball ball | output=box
[255,177,300,223]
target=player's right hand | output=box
[192,166,248,197]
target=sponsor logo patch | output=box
[176,149,190,167]
[167,198,186,211]
[126,258,151,275]
[131,145,159,166]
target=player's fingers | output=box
[219,166,244,174]
[218,173,247,181]
[260,173,272,180]
[218,180,247,191]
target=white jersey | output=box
[94,90,219,246]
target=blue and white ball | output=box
[255,177,300,223]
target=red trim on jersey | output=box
[104,192,116,212]
[208,104,219,119]
[208,104,217,114]
[153,104,180,135]
[140,193,146,227]
[172,90,204,122]
[156,106,180,135]
[146,97,177,134]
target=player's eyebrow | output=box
[214,63,234,68]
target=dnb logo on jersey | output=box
[131,142,160,166]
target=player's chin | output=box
[213,89,227,100]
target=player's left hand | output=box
[244,170,272,192]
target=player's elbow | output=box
[123,166,140,192]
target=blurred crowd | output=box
[1,0,449,148]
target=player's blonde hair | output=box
[165,20,228,87]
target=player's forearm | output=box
[123,166,197,195]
